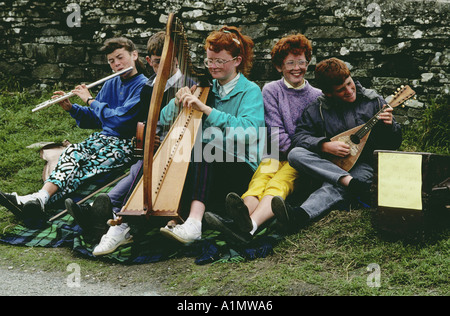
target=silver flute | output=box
[32,66,134,113]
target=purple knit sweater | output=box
[262,79,322,156]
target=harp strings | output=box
[159,17,198,139]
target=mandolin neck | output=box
[354,106,389,139]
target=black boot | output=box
[271,196,309,233]
[66,193,113,244]
[225,192,252,233]
[348,178,372,204]
[0,191,24,218]
[65,198,92,230]
[0,191,46,221]
[204,212,252,244]
[22,199,46,221]
[90,193,114,239]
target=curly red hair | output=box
[205,26,254,77]
[271,34,312,69]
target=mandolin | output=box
[132,121,146,158]
[132,121,162,158]
[329,85,416,171]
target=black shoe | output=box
[65,198,92,230]
[348,178,371,196]
[22,199,46,220]
[204,212,252,244]
[66,193,113,244]
[348,178,372,205]
[225,192,252,233]
[271,196,309,232]
[90,193,114,236]
[0,191,23,217]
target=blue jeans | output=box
[288,147,373,220]
[108,159,143,213]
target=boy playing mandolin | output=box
[272,57,403,231]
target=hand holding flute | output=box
[32,66,133,112]
[53,84,93,111]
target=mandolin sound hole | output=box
[350,134,360,144]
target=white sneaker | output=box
[92,226,133,256]
[160,218,201,244]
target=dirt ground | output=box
[0,245,325,296]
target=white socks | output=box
[15,189,49,208]
[250,218,258,235]
[37,189,50,204]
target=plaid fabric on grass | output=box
[0,170,282,265]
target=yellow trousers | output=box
[241,158,298,200]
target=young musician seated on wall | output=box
[271,57,403,232]
[203,33,322,244]
[0,37,148,220]
[158,26,266,244]
[64,31,196,255]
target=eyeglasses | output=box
[204,57,237,68]
[284,60,309,70]
[150,58,161,65]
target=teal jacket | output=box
[160,74,265,171]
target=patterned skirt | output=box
[46,132,132,203]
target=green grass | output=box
[400,99,449,155]
[0,88,93,193]
[0,82,448,296]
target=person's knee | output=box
[288,147,310,169]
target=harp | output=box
[117,14,210,222]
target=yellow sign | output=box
[378,152,422,210]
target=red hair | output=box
[314,58,351,93]
[271,34,312,69]
[205,26,254,77]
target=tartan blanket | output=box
[0,171,282,265]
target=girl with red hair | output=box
[159,26,265,244]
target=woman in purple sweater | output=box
[205,34,322,243]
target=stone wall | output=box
[1,0,449,124]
